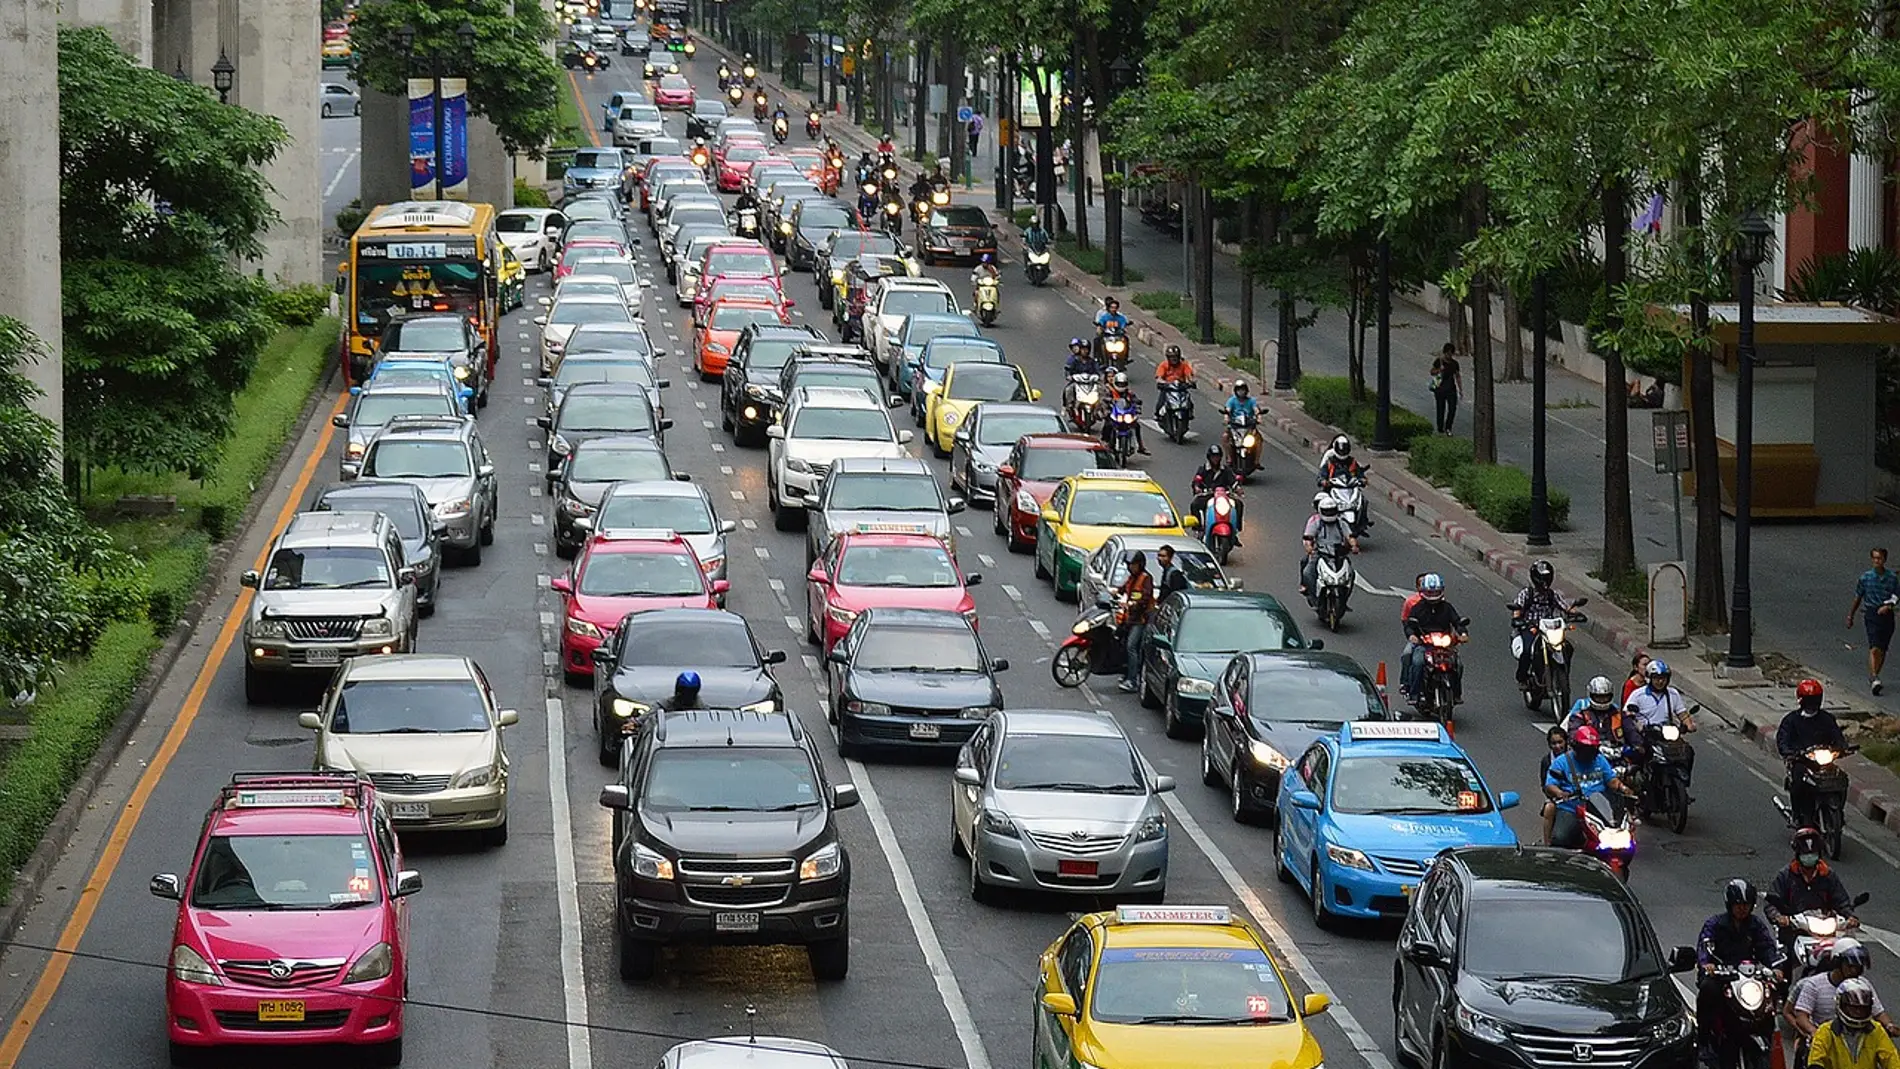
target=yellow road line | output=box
[0,389,349,1068]
[568,70,603,148]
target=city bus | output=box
[336,200,503,386]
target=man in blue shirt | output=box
[1095,296,1129,333]
[1542,725,1634,847]
[1847,546,1899,695]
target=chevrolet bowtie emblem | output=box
[722,875,754,886]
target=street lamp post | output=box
[1104,56,1132,288]
[1726,209,1774,671]
[211,49,235,104]
[398,21,478,201]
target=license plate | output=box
[714,911,760,932]
[257,1000,305,1023]
[303,648,340,665]
[1057,859,1098,878]
[909,722,941,740]
[391,802,430,819]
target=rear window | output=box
[711,305,784,330]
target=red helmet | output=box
[1796,678,1824,709]
[1571,725,1601,748]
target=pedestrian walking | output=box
[966,112,983,155]
[1429,343,1463,434]
[1847,546,1899,695]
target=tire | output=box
[773,496,801,531]
[1310,858,1336,930]
[243,665,271,704]
[1163,694,1193,740]
[1138,663,1162,710]
[1823,810,1844,860]
[322,103,333,118]
[462,539,482,566]
[1201,731,1221,787]
[480,515,495,546]
[1051,644,1090,688]
[483,819,509,848]
[1273,822,1294,883]
[1231,765,1254,825]
[951,816,969,858]
[352,102,362,117]
[968,844,999,906]
[372,1038,404,1067]
[597,725,619,767]
[169,1042,204,1068]
[616,924,657,983]
[992,504,1006,536]
[1034,544,1051,580]
[1667,781,1690,835]
[807,934,850,982]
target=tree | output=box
[57,27,287,480]
[350,0,562,155]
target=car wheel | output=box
[462,539,483,566]
[243,665,270,705]
[322,103,333,118]
[1231,764,1254,825]
[968,841,999,906]
[538,250,551,272]
[951,814,968,858]
[616,920,658,983]
[1202,731,1221,787]
[772,491,800,531]
[1034,544,1051,580]
[721,402,733,432]
[992,504,1006,536]
[483,818,509,848]
[352,102,362,117]
[597,717,619,767]
[1136,662,1162,710]
[1163,693,1193,740]
[479,514,495,546]
[1273,821,1294,883]
[807,931,850,982]
[1310,858,1336,930]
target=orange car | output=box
[695,297,791,379]
[786,148,836,193]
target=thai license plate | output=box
[1057,859,1098,878]
[257,1000,305,1023]
[909,722,941,740]
[303,648,340,665]
[391,802,430,819]
[714,911,760,933]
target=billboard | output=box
[407,77,471,200]
[1015,70,1065,130]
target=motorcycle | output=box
[1051,595,1131,687]
[1064,372,1104,433]
[771,116,789,144]
[1024,245,1052,285]
[727,84,744,107]
[1627,714,1696,834]
[1097,326,1130,367]
[1223,419,1262,480]
[732,206,760,239]
[880,198,904,236]
[717,65,731,87]
[1103,398,1140,467]
[1512,599,1590,718]
[1767,892,1870,977]
[1201,485,1239,565]
[753,95,769,122]
[878,157,900,185]
[1156,380,1195,443]
[1412,628,1465,725]
[1699,959,1784,1069]
[806,111,822,139]
[911,194,933,227]
[1556,790,1637,882]
[929,184,951,210]
[741,62,757,86]
[1322,471,1370,538]
[973,276,1000,326]
[1311,545,1354,632]
[1774,744,1857,859]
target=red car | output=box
[153,772,418,1063]
[715,143,772,191]
[786,148,837,193]
[695,296,791,377]
[654,73,695,110]
[806,531,980,655]
[995,434,1110,550]
[552,530,727,678]
[554,238,628,281]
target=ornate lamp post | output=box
[211,49,235,103]
[1104,55,1133,288]
[1725,208,1773,671]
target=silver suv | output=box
[333,382,465,479]
[351,415,500,564]
[239,510,421,703]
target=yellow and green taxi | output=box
[1033,905,1331,1069]
[498,245,526,311]
[1035,469,1189,600]
[926,361,1041,455]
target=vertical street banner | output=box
[440,78,471,200]
[408,78,436,198]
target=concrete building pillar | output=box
[361,87,516,209]
[1849,153,1883,251]
[152,0,218,87]
[233,0,322,284]
[466,117,515,209]
[1,0,66,433]
[62,0,153,65]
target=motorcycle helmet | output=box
[1530,559,1555,589]
[1420,573,1445,599]
[1312,492,1329,512]
[1318,498,1341,520]
[1113,372,1129,389]
[1331,435,1352,458]
[1724,877,1758,909]
[675,670,702,694]
[1832,938,1870,972]
[1233,378,1250,397]
[1647,659,1671,680]
[1164,345,1183,360]
[1797,678,1824,714]
[1586,675,1615,710]
[980,253,992,264]
[1836,977,1876,1032]
[1569,725,1602,762]
[1105,297,1120,310]
[1208,445,1224,463]
[1070,337,1088,353]
[1791,827,1824,867]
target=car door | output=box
[807,537,840,635]
[370,807,410,950]
[1206,656,1247,781]
[1282,743,1329,881]
[1397,865,1458,1052]
[471,434,499,518]
[1142,596,1181,689]
[951,720,991,844]
[1037,925,1094,1069]
[825,613,865,706]
[1035,482,1070,576]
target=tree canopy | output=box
[350,0,563,155]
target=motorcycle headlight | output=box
[360,617,395,638]
[452,364,471,380]
[1242,433,1258,448]
[343,942,394,984]
[611,698,649,719]
[780,221,793,235]
[1596,827,1633,851]
[1176,676,1215,697]
[981,808,1019,838]
[831,268,846,283]
[451,764,500,789]
[251,618,287,639]
[1071,618,1094,636]
[171,944,222,986]
[1455,1004,1508,1045]
[798,841,842,881]
[632,842,675,880]
[1326,843,1375,870]
[1661,724,1682,742]
[1734,979,1768,1013]
[1248,739,1290,769]
[1134,813,1167,841]
[1016,491,1037,513]
[565,616,601,638]
[1812,748,1835,765]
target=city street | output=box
[1,45,1899,1069]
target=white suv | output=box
[766,386,914,530]
[861,279,962,370]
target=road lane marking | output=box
[545,697,593,1069]
[322,147,360,199]
[0,390,349,1068]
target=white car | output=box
[319,82,360,118]
[611,103,666,147]
[766,386,915,529]
[497,208,568,272]
[863,279,961,368]
[673,234,737,306]
[561,271,645,319]
[535,293,634,373]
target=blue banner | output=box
[440,78,470,199]
[408,78,436,197]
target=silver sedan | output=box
[952,708,1172,905]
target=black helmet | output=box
[1791,827,1824,863]
[1724,878,1758,909]
[1164,345,1183,360]
[1530,559,1555,589]
[1069,337,1087,351]
[1207,445,1223,461]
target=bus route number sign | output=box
[388,242,447,260]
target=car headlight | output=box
[981,808,1019,838]
[436,498,473,518]
[708,342,730,354]
[1015,490,1037,513]
[745,383,767,397]
[551,434,572,455]
[827,605,859,626]
[972,459,994,473]
[451,764,500,789]
[1176,676,1215,697]
[452,364,471,380]
[1248,739,1290,769]
[566,616,601,638]
[700,554,726,575]
[1456,1003,1509,1045]
[1651,1013,1694,1044]
[251,618,287,639]
[843,699,890,716]
[959,705,997,718]
[611,697,650,719]
[923,380,941,394]
[1134,814,1167,841]
[631,842,675,880]
[360,617,395,638]
[171,944,222,986]
[343,942,394,984]
[560,496,595,515]
[346,441,366,459]
[1326,843,1375,871]
[786,457,815,474]
[798,841,842,881]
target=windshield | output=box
[659,74,689,91]
[693,102,727,117]
[799,206,852,230]
[744,338,810,371]
[356,263,482,329]
[558,281,623,302]
[643,748,820,811]
[1090,948,1292,1025]
[561,245,628,269]
[709,284,778,305]
[727,145,767,162]
[321,494,424,539]
[331,679,488,734]
[1463,895,1661,982]
[993,733,1143,792]
[559,395,654,433]
[262,546,390,590]
[370,368,455,393]
[667,207,726,231]
[598,492,713,533]
[381,319,466,351]
[827,473,940,511]
[883,290,956,318]
[363,440,470,479]
[625,105,661,123]
[1250,669,1384,725]
[794,369,880,396]
[976,413,1062,446]
[191,834,381,909]
[1068,489,1176,528]
[550,300,632,327]
[837,545,958,588]
[854,626,982,670]
[571,149,624,169]
[565,446,669,483]
[1020,447,1102,481]
[904,319,979,351]
[931,207,990,228]
[707,251,776,277]
[924,342,1001,371]
[1332,756,1495,816]
[641,138,683,156]
[578,550,704,597]
[496,214,544,234]
[555,361,653,391]
[1176,608,1294,654]
[711,305,784,331]
[571,259,636,284]
[791,407,893,441]
[946,364,1028,402]
[620,620,756,666]
[351,393,455,428]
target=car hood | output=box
[1054,521,1185,555]
[608,665,774,705]
[1458,973,1684,1034]
[992,788,1150,827]
[572,591,710,625]
[255,590,392,619]
[821,508,949,539]
[1018,479,1061,504]
[785,440,907,464]
[1328,811,1517,855]
[500,232,544,250]
[1077,1022,1318,1069]
[931,223,993,236]
[844,668,994,708]
[558,428,657,453]
[1255,719,1348,763]
[968,441,1015,466]
[324,731,497,779]
[640,807,828,854]
[1163,652,1230,685]
[188,906,389,966]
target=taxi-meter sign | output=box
[1344,721,1444,742]
[1115,905,1232,925]
[232,789,350,809]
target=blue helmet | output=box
[1647,660,1670,678]
[676,671,702,692]
[1421,573,1445,597]
[980,253,993,264]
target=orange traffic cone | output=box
[1771,1030,1788,1069]
[1376,662,1388,709]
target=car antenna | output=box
[746,1003,758,1043]
[727,728,735,746]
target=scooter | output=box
[1223,419,1262,480]
[1156,380,1195,443]
[1097,326,1129,367]
[1630,715,1696,834]
[771,116,789,144]
[1774,743,1857,859]
[1322,471,1370,537]
[753,97,770,122]
[1201,486,1238,565]
[880,198,904,236]
[911,194,933,228]
[1064,373,1104,433]
[1565,790,1637,882]
[1103,399,1140,467]
[1513,599,1590,719]
[726,84,744,107]
[1412,628,1465,725]
[1311,545,1354,632]
[1767,891,1870,977]
[973,276,1001,326]
[741,61,757,86]
[732,206,760,239]
[1024,245,1052,285]
[806,111,822,139]
[1700,959,1784,1069]
[1051,595,1129,687]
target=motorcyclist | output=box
[1542,725,1635,847]
[1063,337,1099,379]
[1780,678,1850,757]
[970,254,1001,300]
[1316,434,1368,486]
[909,170,934,210]
[658,670,706,711]
[732,186,761,223]
[1790,942,1900,1053]
[1767,827,1862,933]
[1805,978,1899,1069]
[855,151,876,184]
[1023,216,1052,252]
[690,136,711,169]
[1190,445,1238,515]
[1697,879,1784,1066]
[771,102,789,124]
[1220,379,1260,467]
[1624,659,1697,780]
[1101,371,1149,454]
[1509,559,1573,687]
[1563,675,1636,751]
[1401,573,1467,705]
[1300,493,1356,600]
[877,132,896,156]
[1096,296,1130,334]
[1155,345,1195,408]
[717,61,732,87]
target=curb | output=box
[0,333,343,940]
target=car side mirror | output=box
[333,273,348,295]
[783,298,796,308]
[1153,774,1176,793]
[393,870,424,897]
[888,396,906,408]
[965,572,982,586]
[478,463,496,478]
[1667,945,1697,973]
[954,767,982,786]
[830,784,860,809]
[1306,639,1324,651]
[550,576,573,594]
[398,568,418,586]
[1302,993,1332,1017]
[1497,790,1521,810]
[826,648,848,665]
[1403,942,1449,969]
[149,874,182,900]
[946,496,966,514]
[434,522,451,536]
[546,225,563,235]
[599,784,632,810]
[780,265,791,276]
[659,418,674,430]
[670,471,691,482]
[1458,616,1472,628]
[1572,597,1590,609]
[1853,892,1872,907]
[766,425,785,439]
[990,658,1010,672]
[298,712,322,730]
[1030,389,1043,400]
[760,649,788,666]
[803,495,824,509]
[1289,789,1321,811]
[897,430,914,444]
[536,416,553,429]
[1040,509,1059,523]
[331,413,351,427]
[711,579,731,595]
[719,519,738,534]
[537,376,553,387]
[807,566,827,582]
[240,570,261,588]
[1040,992,1077,1018]
[657,378,672,388]
[497,709,520,727]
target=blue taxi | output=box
[1272,721,1519,926]
[364,360,475,413]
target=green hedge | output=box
[200,318,338,539]
[142,531,211,630]
[514,179,551,208]
[334,199,367,237]
[0,621,161,900]
[1295,374,1434,450]
[1407,435,1475,485]
[1452,463,1571,532]
[264,283,332,327]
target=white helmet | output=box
[1586,675,1615,710]
[1313,492,1329,511]
[1113,371,1129,388]
[1233,378,1250,394]
[1318,498,1341,519]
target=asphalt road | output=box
[2,39,1900,1069]
[320,76,363,230]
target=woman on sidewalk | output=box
[1430,344,1464,434]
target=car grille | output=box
[218,959,345,988]
[212,1009,352,1032]
[1372,854,1429,878]
[1512,1031,1648,1069]
[366,772,452,794]
[676,856,796,909]
[1024,830,1128,857]
[684,884,789,908]
[284,617,363,641]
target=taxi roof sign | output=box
[230,789,352,809]
[1114,905,1232,925]
[1077,469,1153,482]
[1344,721,1447,742]
[846,521,933,535]
[591,527,683,542]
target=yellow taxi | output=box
[1034,469,1189,601]
[926,361,1041,456]
[498,245,526,311]
[1033,905,1330,1069]
[320,37,351,67]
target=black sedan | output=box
[720,323,825,445]
[824,607,1007,759]
[917,205,998,265]
[685,99,729,141]
[1135,590,1318,739]
[1199,649,1389,825]
[785,200,859,272]
[590,608,788,765]
[540,382,671,486]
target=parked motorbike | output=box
[1768,892,1870,977]
[1104,399,1141,467]
[1699,960,1784,1069]
[1051,596,1130,687]
[772,116,790,144]
[1774,743,1857,859]
[1157,380,1196,443]
[1201,485,1239,565]
[1311,545,1354,632]
[1223,418,1262,479]
[974,276,1001,326]
[806,111,822,139]
[1024,245,1052,285]
[1412,628,1465,725]
[1064,372,1104,433]
[1322,471,1370,538]
[1513,599,1590,718]
[1627,714,1697,834]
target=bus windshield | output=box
[355,259,485,331]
